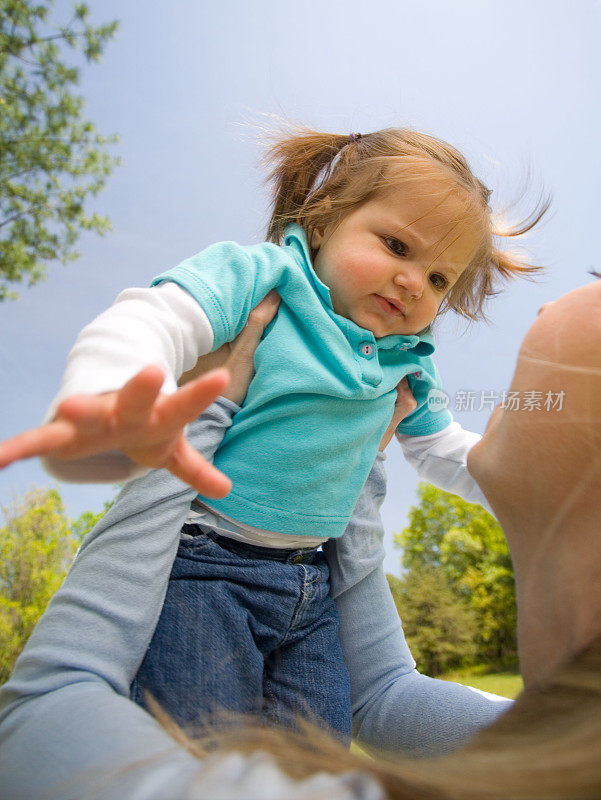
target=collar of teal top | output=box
[283,223,435,357]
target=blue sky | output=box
[1,0,599,574]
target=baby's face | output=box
[311,182,478,337]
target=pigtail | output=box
[263,127,352,243]
[490,195,551,279]
[444,192,551,321]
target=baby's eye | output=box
[384,237,408,257]
[429,273,448,291]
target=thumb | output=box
[379,377,417,452]
[392,377,418,425]
[230,290,281,362]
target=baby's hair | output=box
[263,125,550,321]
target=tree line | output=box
[0,488,110,683]
[387,483,517,676]
[0,481,518,686]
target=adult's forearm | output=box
[338,567,511,757]
[0,401,236,799]
[329,455,511,758]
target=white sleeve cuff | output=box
[397,422,493,513]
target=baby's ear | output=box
[311,225,326,250]
[310,197,334,251]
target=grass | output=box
[440,666,523,699]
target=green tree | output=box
[70,496,113,542]
[395,483,518,669]
[0,0,119,300]
[387,567,478,675]
[0,488,108,684]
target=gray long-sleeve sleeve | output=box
[0,402,382,799]
[0,403,510,799]
[326,454,512,758]
[0,404,230,798]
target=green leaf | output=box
[0,487,113,683]
[0,0,119,299]
[393,482,518,670]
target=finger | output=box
[155,368,230,430]
[114,365,166,426]
[246,290,281,329]
[221,332,261,406]
[56,393,116,432]
[0,420,77,467]
[178,346,234,386]
[165,436,232,498]
[219,293,281,406]
[379,379,418,452]
[233,292,281,358]
[226,326,263,372]
[378,417,397,453]
[391,377,417,426]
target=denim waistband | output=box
[182,523,321,565]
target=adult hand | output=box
[0,291,281,498]
[179,290,280,406]
[379,377,417,452]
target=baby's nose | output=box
[394,267,424,298]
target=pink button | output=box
[361,344,372,356]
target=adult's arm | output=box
[326,453,511,758]
[0,412,504,799]
[0,405,217,798]
[0,403,381,800]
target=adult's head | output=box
[468,278,601,685]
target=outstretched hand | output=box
[0,290,282,498]
[0,366,232,498]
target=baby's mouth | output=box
[374,295,406,316]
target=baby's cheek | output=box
[338,255,375,292]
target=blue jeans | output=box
[131,524,351,741]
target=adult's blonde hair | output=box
[159,635,601,799]
[263,126,549,321]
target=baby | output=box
[0,126,544,737]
